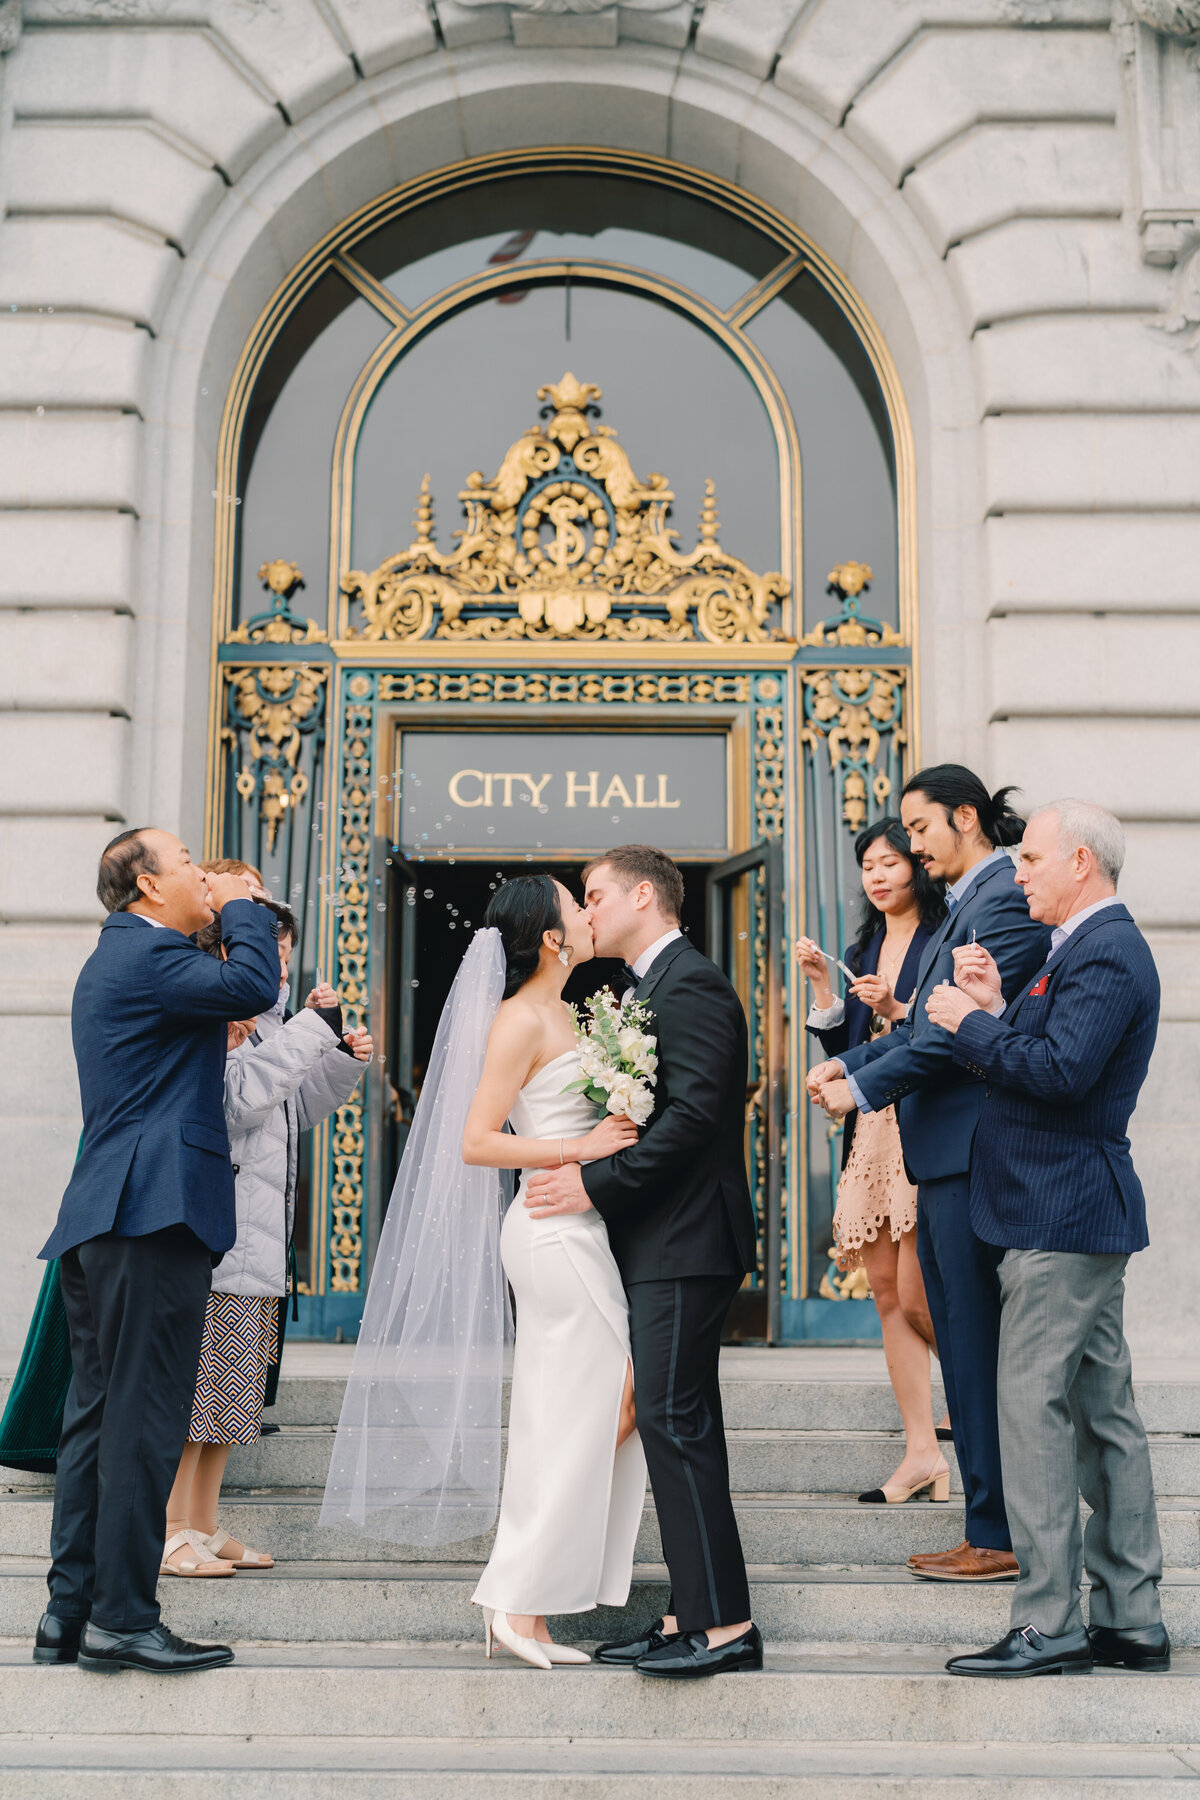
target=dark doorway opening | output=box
[385,857,713,1159]
[377,853,771,1343]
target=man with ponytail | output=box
[809,766,1051,1583]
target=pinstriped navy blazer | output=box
[952,903,1158,1254]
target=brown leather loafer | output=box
[908,1540,1019,1582]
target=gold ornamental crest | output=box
[341,373,790,646]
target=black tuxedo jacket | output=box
[580,936,756,1285]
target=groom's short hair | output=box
[584,845,684,922]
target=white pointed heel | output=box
[545,1642,591,1664]
[482,1609,552,1670]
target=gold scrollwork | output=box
[225,664,329,850]
[378,669,752,708]
[340,375,790,647]
[800,561,904,649]
[328,697,372,1293]
[800,667,906,833]
[227,560,328,645]
[755,704,785,841]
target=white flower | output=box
[606,1072,655,1126]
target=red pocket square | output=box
[1028,975,1051,996]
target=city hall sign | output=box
[396,729,729,855]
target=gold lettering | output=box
[448,769,486,808]
[565,771,600,808]
[494,773,519,808]
[601,774,634,810]
[634,774,658,809]
[657,774,681,810]
[520,773,553,807]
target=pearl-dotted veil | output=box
[320,927,509,1546]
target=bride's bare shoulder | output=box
[487,994,545,1052]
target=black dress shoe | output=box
[1088,1623,1171,1671]
[77,1622,234,1674]
[33,1613,84,1665]
[594,1617,681,1666]
[259,1421,280,1436]
[935,1426,954,1442]
[636,1624,764,1679]
[946,1624,1092,1678]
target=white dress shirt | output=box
[628,927,683,986]
[1049,893,1122,955]
[130,911,166,928]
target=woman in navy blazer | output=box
[797,819,947,1505]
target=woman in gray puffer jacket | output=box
[163,901,371,1577]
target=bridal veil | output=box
[320,926,508,1547]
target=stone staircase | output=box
[2,1344,1200,1796]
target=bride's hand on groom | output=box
[577,1113,639,1163]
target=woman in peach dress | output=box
[797,819,950,1505]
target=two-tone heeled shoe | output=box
[858,1457,951,1505]
[482,1608,552,1670]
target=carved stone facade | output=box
[0,0,1198,1354]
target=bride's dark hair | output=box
[484,874,564,999]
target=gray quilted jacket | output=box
[212,992,366,1296]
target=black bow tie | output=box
[620,962,640,992]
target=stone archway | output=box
[141,47,980,843]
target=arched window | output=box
[212,152,914,1339]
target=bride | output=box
[321,874,647,1670]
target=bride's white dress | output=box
[471,1049,647,1617]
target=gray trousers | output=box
[996,1248,1162,1637]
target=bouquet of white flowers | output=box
[564,988,658,1127]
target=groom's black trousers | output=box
[628,1273,751,1632]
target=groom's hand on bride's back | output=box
[524,1162,595,1217]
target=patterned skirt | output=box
[189,1294,279,1446]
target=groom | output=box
[524,844,761,1678]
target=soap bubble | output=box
[424,889,433,898]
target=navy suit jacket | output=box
[953,903,1158,1254]
[42,900,281,1262]
[839,855,1052,1183]
[807,923,933,1172]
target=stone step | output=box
[260,1373,1200,1436]
[3,1644,1200,1744]
[9,1361,1194,1436]
[4,1489,1199,1569]
[3,1559,1200,1646]
[1,1733,1198,1799]
[12,1425,1191,1500]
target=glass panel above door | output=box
[348,172,787,312]
[351,282,783,584]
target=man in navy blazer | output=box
[809,767,1051,1582]
[35,829,280,1676]
[929,801,1167,1679]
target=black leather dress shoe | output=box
[77,1622,234,1674]
[33,1613,84,1665]
[1088,1623,1171,1671]
[594,1618,681,1666]
[946,1624,1092,1678]
[636,1624,764,1679]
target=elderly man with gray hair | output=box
[924,800,1167,1679]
